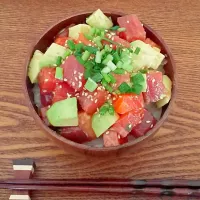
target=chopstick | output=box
[1,179,200,197]
[1,179,200,188]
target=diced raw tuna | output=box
[143,71,165,103]
[130,109,157,138]
[60,126,89,143]
[103,130,120,147]
[62,55,86,91]
[78,87,108,114]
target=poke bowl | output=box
[24,9,176,156]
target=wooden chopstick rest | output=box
[9,158,36,200]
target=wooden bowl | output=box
[23,11,176,156]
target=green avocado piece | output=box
[92,111,119,137]
[46,97,78,127]
[86,9,113,29]
[39,43,67,68]
[28,50,43,83]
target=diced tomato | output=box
[55,37,69,46]
[143,71,165,103]
[76,33,94,46]
[40,92,53,107]
[130,109,156,138]
[113,36,130,48]
[39,107,50,126]
[60,127,89,143]
[117,15,146,42]
[111,109,144,138]
[111,73,130,90]
[78,112,96,140]
[78,87,108,114]
[52,82,75,104]
[62,55,86,91]
[145,38,160,49]
[113,94,144,115]
[103,130,120,147]
[38,68,57,93]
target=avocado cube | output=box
[92,111,119,137]
[47,97,78,127]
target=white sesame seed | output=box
[97,108,99,112]
[111,32,116,36]
[128,124,132,129]
[109,44,113,48]
[43,90,47,93]
[105,30,108,32]
[94,92,97,96]
[74,71,77,75]
[44,78,48,82]
[118,134,121,139]
[48,105,51,108]
[72,82,75,86]
[113,97,116,101]
[94,99,98,103]
[150,124,154,128]
[79,82,82,88]
[67,93,71,98]
[146,120,151,123]
[53,64,57,67]
[59,85,62,88]
[88,44,92,46]
[105,131,110,135]
[64,78,68,81]
[127,20,130,23]
[152,79,155,83]
[75,77,78,81]
[84,93,88,96]
[139,120,142,124]
[79,41,81,43]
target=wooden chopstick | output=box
[1,179,200,188]
[0,183,200,197]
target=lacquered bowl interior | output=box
[23,11,176,156]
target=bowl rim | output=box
[23,11,177,153]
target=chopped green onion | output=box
[130,84,143,95]
[131,72,144,85]
[91,73,103,82]
[102,79,113,93]
[84,60,94,69]
[95,28,101,36]
[56,56,62,66]
[116,61,123,68]
[84,69,91,79]
[122,62,134,72]
[102,37,120,46]
[134,47,141,55]
[102,73,111,83]
[118,27,126,32]
[113,68,125,74]
[84,34,93,40]
[81,50,91,61]
[104,45,112,52]
[85,78,98,92]
[67,40,75,51]
[108,105,115,115]
[110,26,120,31]
[113,51,120,64]
[100,30,105,37]
[95,51,102,63]
[140,69,148,73]
[83,46,98,54]
[99,105,108,115]
[55,67,63,80]
[74,51,82,57]
[107,60,117,71]
[63,49,72,58]
[118,82,131,93]
[102,54,113,65]
[76,56,85,65]
[101,66,111,74]
[105,84,113,93]
[94,36,103,49]
[89,27,96,36]
[75,43,84,52]
[108,73,116,83]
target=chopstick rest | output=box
[9,158,36,200]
